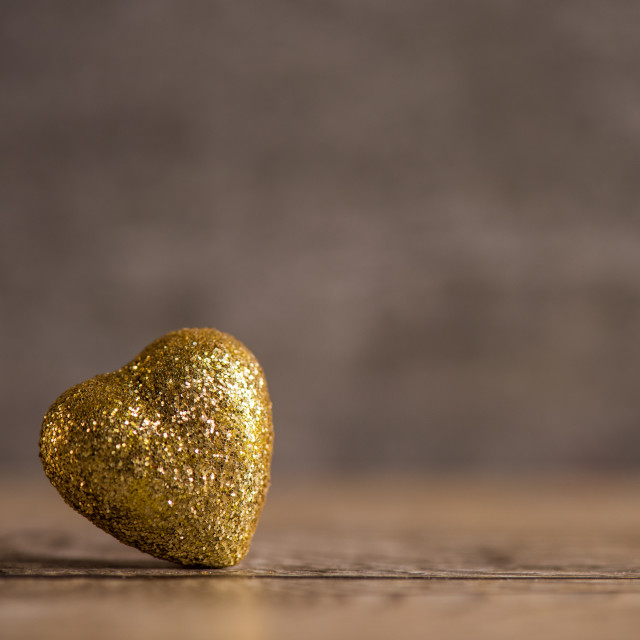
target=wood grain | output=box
[3,474,640,639]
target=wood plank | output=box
[3,474,640,639]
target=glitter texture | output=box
[39,328,273,567]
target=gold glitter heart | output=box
[39,328,273,567]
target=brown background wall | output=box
[2,1,640,475]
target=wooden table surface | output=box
[4,473,640,639]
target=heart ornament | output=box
[39,328,273,567]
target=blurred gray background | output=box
[2,1,640,475]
